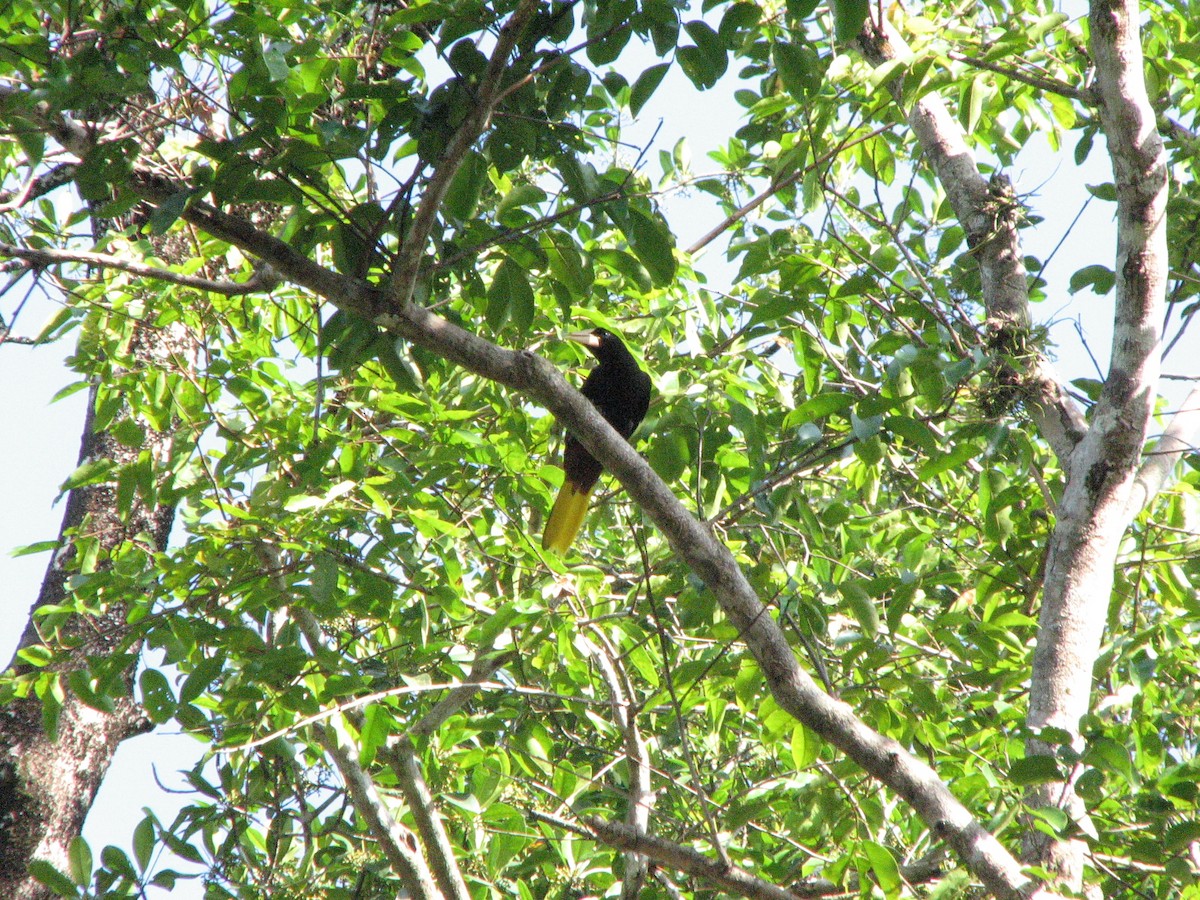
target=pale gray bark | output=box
[854,20,1089,474]
[1023,0,1169,887]
[855,2,1174,893]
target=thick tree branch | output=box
[589,632,652,899]
[312,724,440,900]
[0,241,279,296]
[1025,0,1167,744]
[292,605,442,900]
[408,650,515,739]
[561,815,950,899]
[121,168,1047,899]
[1018,0,1169,889]
[388,0,539,309]
[531,812,812,900]
[854,20,1088,472]
[385,739,473,900]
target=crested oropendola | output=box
[541,327,652,554]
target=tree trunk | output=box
[0,318,190,898]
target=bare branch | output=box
[565,815,952,899]
[290,604,441,900]
[573,815,813,900]
[947,51,1094,104]
[0,241,279,296]
[312,724,440,900]
[388,0,539,308]
[588,632,653,899]
[853,19,1088,472]
[0,162,77,211]
[385,739,473,900]
[1127,384,1200,514]
[408,650,516,739]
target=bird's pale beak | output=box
[566,330,602,349]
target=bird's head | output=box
[566,327,624,361]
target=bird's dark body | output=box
[566,344,652,492]
[542,328,651,554]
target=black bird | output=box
[542,328,652,554]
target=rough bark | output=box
[0,319,190,899]
[852,2,1172,892]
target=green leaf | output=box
[179,655,223,704]
[496,182,547,226]
[861,840,901,894]
[683,20,727,82]
[961,73,987,136]
[592,248,653,293]
[148,190,192,235]
[444,150,488,223]
[309,552,340,607]
[850,409,883,441]
[61,458,119,491]
[68,670,116,713]
[1164,820,1200,852]
[487,257,536,334]
[831,0,870,42]
[100,846,137,880]
[619,207,676,287]
[630,63,670,117]
[1068,264,1115,296]
[840,580,879,637]
[1008,755,1063,785]
[773,41,821,102]
[787,392,853,425]
[791,725,819,769]
[27,860,80,897]
[919,442,982,479]
[359,703,392,766]
[34,306,75,345]
[139,668,177,724]
[17,644,54,667]
[68,836,93,887]
[133,816,156,872]
[543,232,592,298]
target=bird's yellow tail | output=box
[541,481,594,554]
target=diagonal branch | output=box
[388,0,539,309]
[947,51,1094,104]
[588,631,653,899]
[1127,384,1200,514]
[554,813,811,900]
[558,814,949,900]
[854,20,1088,472]
[312,723,441,900]
[117,176,1047,898]
[289,603,444,900]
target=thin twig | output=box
[687,125,894,255]
[948,51,1093,103]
